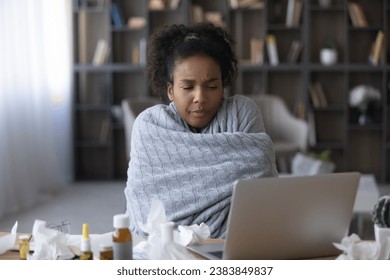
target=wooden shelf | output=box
[311,141,345,150]
[348,124,384,131]
[313,105,344,112]
[72,0,390,183]
[74,64,145,72]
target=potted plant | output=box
[320,38,338,65]
[372,196,390,259]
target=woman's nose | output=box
[193,87,207,103]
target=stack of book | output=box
[309,82,328,109]
[149,0,181,10]
[286,0,302,28]
[99,118,111,144]
[131,38,147,66]
[250,38,264,65]
[111,3,125,27]
[127,17,146,29]
[266,35,279,65]
[191,5,224,27]
[92,39,110,65]
[348,2,368,28]
[369,30,385,66]
[286,40,303,64]
[229,0,264,9]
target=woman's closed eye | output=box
[181,86,217,91]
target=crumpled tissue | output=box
[134,199,210,260]
[28,220,75,260]
[333,234,380,260]
[0,221,18,255]
[28,220,114,259]
[175,223,211,247]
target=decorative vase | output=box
[374,224,390,260]
[320,48,337,65]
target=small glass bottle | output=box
[80,223,93,260]
[19,235,30,260]
[112,214,132,260]
[99,244,113,260]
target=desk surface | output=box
[1,174,379,260]
[0,232,223,260]
[0,250,19,260]
[0,231,341,260]
[0,232,25,260]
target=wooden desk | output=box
[0,249,19,260]
[0,232,24,260]
[0,231,221,260]
[1,232,337,260]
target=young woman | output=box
[125,23,277,238]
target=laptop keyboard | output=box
[209,251,223,259]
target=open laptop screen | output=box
[189,172,360,260]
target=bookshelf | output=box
[72,0,390,183]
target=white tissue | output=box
[0,221,18,255]
[134,199,210,260]
[176,223,211,246]
[28,220,75,260]
[333,234,380,260]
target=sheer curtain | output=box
[0,0,73,219]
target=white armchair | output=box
[248,94,309,173]
[121,97,162,160]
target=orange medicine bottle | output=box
[99,244,113,260]
[112,214,132,260]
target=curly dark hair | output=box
[146,22,238,98]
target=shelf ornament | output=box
[320,38,338,65]
[348,85,381,125]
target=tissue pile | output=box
[133,199,211,260]
[0,199,211,260]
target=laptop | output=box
[188,172,360,260]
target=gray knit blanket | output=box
[125,95,277,238]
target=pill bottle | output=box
[112,214,132,260]
[99,244,113,260]
[19,235,30,260]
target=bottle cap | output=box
[82,223,90,239]
[113,214,130,228]
[19,235,30,240]
[99,244,113,252]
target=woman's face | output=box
[167,55,223,129]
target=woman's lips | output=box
[190,109,206,117]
